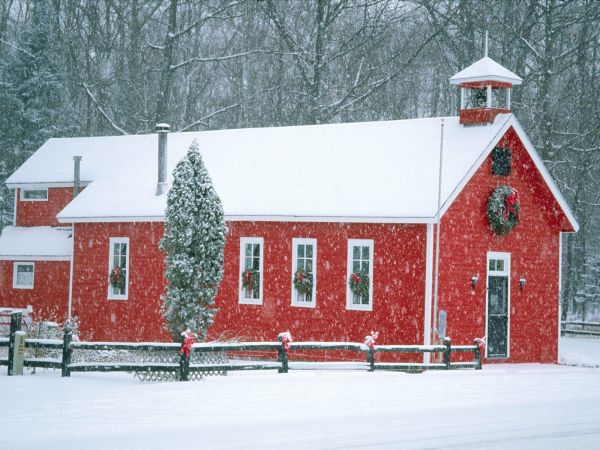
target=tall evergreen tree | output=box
[159,141,227,341]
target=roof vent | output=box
[156,123,170,196]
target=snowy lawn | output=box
[2,338,600,450]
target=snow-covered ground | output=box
[2,337,599,450]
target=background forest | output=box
[0,0,599,320]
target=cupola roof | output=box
[450,56,522,85]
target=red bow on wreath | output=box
[179,329,197,358]
[298,271,304,282]
[504,190,519,220]
[244,270,253,292]
[351,273,361,284]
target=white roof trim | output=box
[449,75,522,85]
[439,115,579,232]
[58,214,436,224]
[0,255,71,261]
[7,182,92,189]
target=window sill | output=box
[239,298,263,305]
[108,296,128,301]
[291,301,316,308]
[13,285,34,290]
[346,303,373,312]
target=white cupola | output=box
[450,44,522,125]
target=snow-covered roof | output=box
[5,114,577,230]
[450,56,522,85]
[0,226,72,261]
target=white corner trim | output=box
[67,224,75,319]
[423,223,434,364]
[557,232,563,361]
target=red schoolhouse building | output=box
[0,56,578,363]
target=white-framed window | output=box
[239,237,264,305]
[108,237,129,300]
[346,239,374,311]
[291,238,317,308]
[13,262,35,289]
[20,188,48,201]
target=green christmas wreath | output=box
[293,269,313,295]
[109,267,126,290]
[349,270,370,298]
[241,269,260,292]
[487,185,520,236]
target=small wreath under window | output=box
[348,270,370,298]
[109,267,126,290]
[293,269,313,295]
[241,269,260,293]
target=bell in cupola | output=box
[449,35,522,125]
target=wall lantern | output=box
[471,274,479,289]
[519,276,526,290]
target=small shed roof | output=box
[0,226,72,261]
[450,56,522,85]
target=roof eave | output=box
[449,76,522,85]
[57,214,437,225]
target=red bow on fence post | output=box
[277,331,293,374]
[364,330,379,372]
[364,330,379,350]
[179,329,197,358]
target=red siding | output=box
[72,222,169,342]
[212,222,426,345]
[0,260,70,321]
[72,221,427,345]
[437,126,566,363]
[16,187,74,227]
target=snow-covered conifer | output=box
[160,141,227,341]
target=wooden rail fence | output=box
[1,313,482,380]
[561,321,600,337]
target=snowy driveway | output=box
[1,362,599,450]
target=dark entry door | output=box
[487,275,508,358]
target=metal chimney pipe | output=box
[156,123,170,195]
[73,156,82,198]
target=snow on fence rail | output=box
[1,312,482,379]
[561,321,600,337]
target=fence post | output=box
[179,340,191,382]
[61,323,72,377]
[473,339,482,370]
[443,337,451,370]
[278,343,288,374]
[7,312,22,376]
[366,348,375,372]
